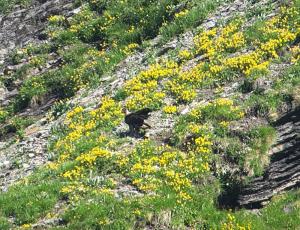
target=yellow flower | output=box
[48,15,65,23]
[61,166,83,180]
[21,224,31,229]
[178,49,193,60]
[163,105,177,114]
[98,218,110,225]
[76,147,111,165]
[175,9,189,18]
[133,209,141,216]
[219,121,230,128]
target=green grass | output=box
[247,126,277,176]
[159,0,226,42]
[236,189,300,229]
[246,62,300,119]
[60,180,226,229]
[0,181,61,225]
[0,216,10,230]
[0,175,298,229]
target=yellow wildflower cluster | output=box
[215,98,233,106]
[60,183,89,195]
[87,48,107,58]
[163,105,177,114]
[66,106,84,122]
[194,20,245,59]
[132,177,159,191]
[223,52,263,75]
[59,182,94,202]
[192,8,298,80]
[219,121,230,128]
[195,136,212,154]
[132,209,141,216]
[76,147,111,165]
[126,91,166,111]
[178,49,193,61]
[190,98,244,123]
[175,9,189,18]
[48,15,65,24]
[29,56,45,67]
[164,21,246,101]
[89,96,123,127]
[44,94,127,206]
[69,60,98,91]
[221,214,252,230]
[98,218,110,225]
[69,7,94,33]
[101,11,117,32]
[168,83,197,102]
[125,60,179,93]
[98,188,114,196]
[291,46,300,63]
[123,43,139,55]
[62,166,84,180]
[127,25,135,34]
[120,6,299,108]
[47,162,59,170]
[48,6,92,38]
[176,98,243,159]
[188,123,204,135]
[51,96,122,190]
[121,138,212,202]
[165,170,192,191]
[21,224,31,229]
[125,60,179,110]
[259,29,296,58]
[0,109,8,121]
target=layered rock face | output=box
[238,108,300,208]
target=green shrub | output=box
[14,77,46,112]
[159,0,223,42]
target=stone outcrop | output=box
[237,108,300,208]
[0,0,74,65]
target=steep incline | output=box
[0,0,299,228]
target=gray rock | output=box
[0,0,74,65]
[0,86,8,102]
[237,108,300,208]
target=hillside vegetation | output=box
[0,0,300,229]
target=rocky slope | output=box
[0,0,77,192]
[0,0,299,229]
[0,0,74,65]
